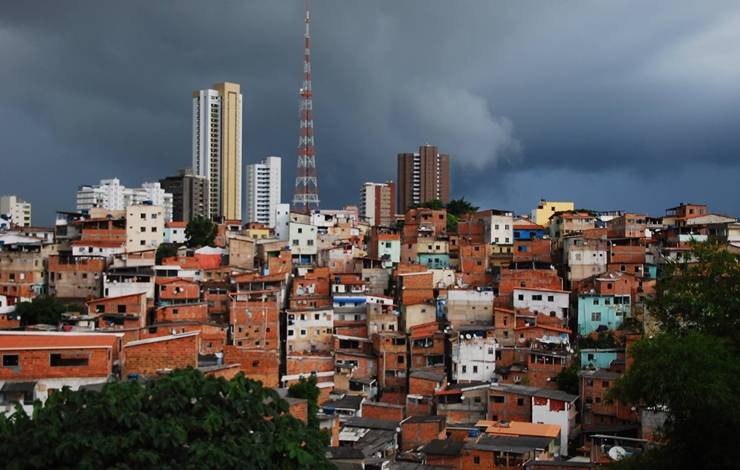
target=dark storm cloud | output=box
[1,0,740,223]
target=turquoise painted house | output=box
[577,294,630,336]
[416,253,450,269]
[580,348,621,370]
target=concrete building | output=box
[159,168,209,222]
[76,178,174,221]
[245,156,281,226]
[289,222,318,265]
[577,293,630,336]
[192,82,243,221]
[0,196,31,227]
[446,289,494,329]
[532,200,575,227]
[273,203,291,240]
[451,330,497,383]
[360,182,395,227]
[397,144,450,213]
[126,205,165,252]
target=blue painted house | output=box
[577,294,630,336]
[580,348,621,370]
[513,224,546,240]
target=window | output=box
[462,365,467,373]
[492,395,504,403]
[473,456,480,464]
[95,305,104,313]
[292,240,299,246]
[140,226,146,232]
[151,213,157,219]
[397,355,404,364]
[591,312,601,321]
[532,294,542,301]
[3,354,19,367]
[602,380,610,387]
[517,398,524,406]
[547,295,554,302]
[50,353,89,367]
[517,294,524,301]
[140,213,146,219]
[300,329,307,336]
[151,227,157,233]
[473,365,478,373]
[117,305,126,313]
[593,299,599,305]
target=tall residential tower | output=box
[192,82,243,221]
[397,144,450,214]
[246,156,281,227]
[360,182,395,227]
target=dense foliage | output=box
[185,216,217,248]
[288,375,323,431]
[0,369,332,469]
[553,363,580,396]
[610,242,740,469]
[15,296,82,326]
[155,242,181,264]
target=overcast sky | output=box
[2,0,740,223]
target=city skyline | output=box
[2,1,740,224]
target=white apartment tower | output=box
[76,178,173,221]
[0,195,32,227]
[246,156,281,226]
[192,82,243,221]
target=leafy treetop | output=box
[0,368,332,469]
[185,216,217,248]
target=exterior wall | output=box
[163,224,187,244]
[397,270,434,306]
[0,348,113,381]
[514,239,552,263]
[452,337,497,382]
[532,398,576,455]
[289,222,318,258]
[157,279,200,304]
[360,182,395,227]
[513,288,569,321]
[403,303,437,333]
[126,205,164,252]
[488,389,532,423]
[0,196,32,227]
[286,308,334,354]
[577,294,630,336]
[122,333,198,377]
[396,145,450,214]
[401,419,446,452]
[223,346,280,388]
[532,200,575,227]
[498,269,563,307]
[580,349,619,370]
[155,303,208,323]
[47,255,106,300]
[488,213,514,245]
[362,402,405,421]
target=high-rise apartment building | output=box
[246,156,281,226]
[0,195,32,227]
[397,144,450,214]
[192,82,243,221]
[76,178,174,221]
[159,168,209,222]
[360,182,395,227]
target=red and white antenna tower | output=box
[292,3,320,214]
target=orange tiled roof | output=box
[477,420,560,439]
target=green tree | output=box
[445,197,479,217]
[156,242,180,264]
[0,369,332,469]
[553,363,579,396]
[15,296,74,326]
[287,375,323,431]
[185,216,217,248]
[414,199,445,210]
[649,240,740,343]
[610,242,740,469]
[609,333,740,470]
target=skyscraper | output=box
[159,168,209,222]
[246,156,281,227]
[360,182,395,227]
[192,82,243,221]
[397,144,450,214]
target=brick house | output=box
[0,331,121,414]
[122,331,199,378]
[400,415,446,451]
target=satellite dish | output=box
[608,446,628,461]
[465,334,472,339]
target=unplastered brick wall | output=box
[0,348,112,380]
[123,334,198,377]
